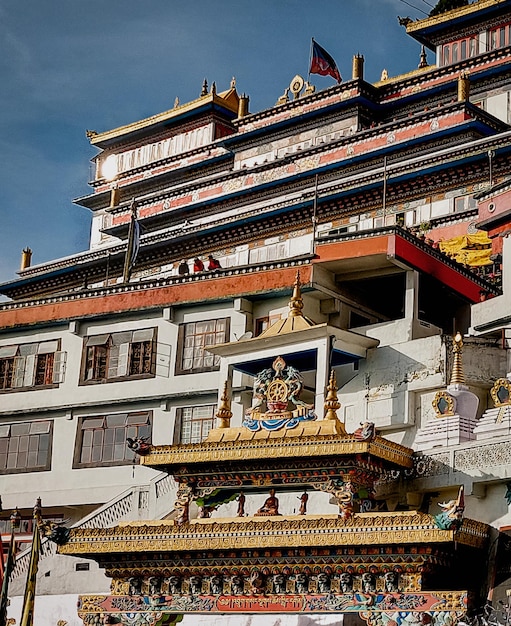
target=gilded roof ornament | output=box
[243,355,316,430]
[230,76,236,88]
[201,78,208,96]
[289,271,304,317]
[418,45,428,69]
[324,370,347,434]
[490,377,511,407]
[216,381,232,428]
[257,272,316,338]
[276,88,290,106]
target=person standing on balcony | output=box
[207,255,222,271]
[193,258,205,273]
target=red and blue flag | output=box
[309,39,342,83]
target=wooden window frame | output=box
[175,405,216,444]
[0,420,53,474]
[0,340,64,393]
[79,328,157,385]
[73,411,152,468]
[175,318,230,375]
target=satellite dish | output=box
[237,331,253,341]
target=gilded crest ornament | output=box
[490,378,511,407]
[243,356,316,431]
[432,390,456,417]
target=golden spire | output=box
[201,79,208,96]
[418,45,428,69]
[450,332,465,385]
[216,381,232,428]
[289,271,304,318]
[324,370,347,434]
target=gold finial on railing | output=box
[216,381,232,428]
[289,271,304,318]
[450,332,465,385]
[324,370,346,434]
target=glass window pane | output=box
[81,418,104,430]
[93,430,104,445]
[30,421,51,434]
[19,343,38,356]
[7,453,17,468]
[111,331,133,346]
[103,445,114,462]
[36,449,47,466]
[86,334,110,346]
[133,328,154,342]
[127,413,148,425]
[114,444,125,460]
[104,429,115,445]
[106,414,127,428]
[0,345,18,358]
[37,340,59,354]
[11,423,30,436]
[39,434,50,452]
[82,431,93,447]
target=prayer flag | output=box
[129,218,141,271]
[123,199,141,283]
[20,521,41,626]
[309,39,342,83]
[0,529,16,625]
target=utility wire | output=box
[399,0,429,16]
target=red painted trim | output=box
[316,236,389,261]
[316,233,483,303]
[393,235,482,302]
[0,266,312,331]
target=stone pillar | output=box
[404,270,419,320]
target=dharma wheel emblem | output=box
[242,356,316,432]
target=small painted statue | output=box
[255,489,280,516]
[237,491,246,517]
[298,491,308,515]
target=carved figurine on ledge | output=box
[237,491,246,517]
[298,491,308,515]
[255,489,280,516]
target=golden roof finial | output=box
[289,271,304,318]
[216,381,232,428]
[450,332,465,385]
[211,81,217,96]
[230,76,236,89]
[418,45,428,69]
[324,370,347,434]
[201,79,208,97]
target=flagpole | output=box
[382,156,388,223]
[0,509,21,625]
[308,38,314,83]
[20,500,42,626]
[122,198,138,284]
[312,173,319,255]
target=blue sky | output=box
[0,0,430,287]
